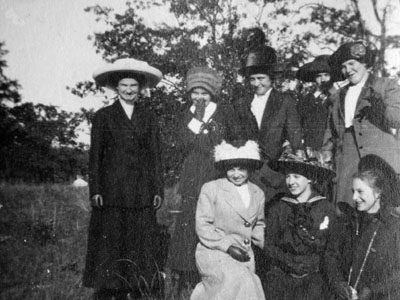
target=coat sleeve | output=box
[195,182,235,252]
[149,111,164,198]
[88,111,105,197]
[284,95,302,150]
[251,192,265,249]
[379,78,400,128]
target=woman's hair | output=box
[353,169,384,197]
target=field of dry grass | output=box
[0,183,192,300]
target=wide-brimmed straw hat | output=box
[269,148,335,182]
[93,58,163,89]
[357,154,400,206]
[296,55,332,82]
[214,140,263,171]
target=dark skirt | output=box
[83,206,165,293]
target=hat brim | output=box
[216,159,263,171]
[93,60,162,89]
[269,160,335,181]
[296,61,331,82]
[238,65,277,77]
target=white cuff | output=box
[188,118,203,134]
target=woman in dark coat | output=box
[324,154,400,300]
[262,149,337,300]
[166,67,234,295]
[82,58,164,300]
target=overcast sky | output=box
[1,0,399,115]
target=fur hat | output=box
[214,140,263,171]
[269,148,335,182]
[329,41,377,69]
[357,154,400,206]
[296,55,332,82]
[93,58,163,89]
[186,67,222,97]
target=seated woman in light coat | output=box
[190,139,266,300]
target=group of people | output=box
[81,30,400,300]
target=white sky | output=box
[1,0,399,131]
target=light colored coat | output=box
[190,178,265,300]
[322,74,400,204]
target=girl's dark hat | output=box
[93,58,163,89]
[238,46,278,77]
[329,41,377,69]
[214,140,263,171]
[358,154,400,206]
[296,55,331,82]
[269,149,335,181]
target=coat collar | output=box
[280,194,326,205]
[219,178,262,221]
[259,88,282,133]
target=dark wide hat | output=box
[296,55,332,82]
[269,149,335,182]
[329,41,377,70]
[214,140,263,171]
[239,46,278,77]
[358,154,400,206]
[93,58,163,89]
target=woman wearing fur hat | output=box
[324,154,400,300]
[166,66,234,296]
[83,58,164,300]
[190,140,266,300]
[296,55,336,149]
[262,149,337,300]
[321,40,400,207]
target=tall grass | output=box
[0,183,92,300]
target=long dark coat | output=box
[233,89,302,201]
[324,207,400,300]
[167,103,234,272]
[322,75,400,205]
[83,99,165,292]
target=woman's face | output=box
[227,167,249,186]
[116,78,140,103]
[341,59,368,85]
[286,173,312,198]
[190,87,212,107]
[352,178,381,213]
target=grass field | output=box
[0,183,192,300]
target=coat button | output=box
[244,221,251,227]
[243,239,250,245]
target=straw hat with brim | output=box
[93,58,163,89]
[296,55,331,82]
[357,154,400,206]
[269,149,335,182]
[214,140,263,171]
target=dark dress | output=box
[166,102,233,273]
[83,99,165,294]
[297,92,329,149]
[262,194,337,300]
[324,206,400,300]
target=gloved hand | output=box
[227,245,250,262]
[357,287,372,300]
[194,100,206,121]
[90,194,103,208]
[333,281,353,300]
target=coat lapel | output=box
[355,74,375,114]
[259,89,281,136]
[112,99,135,129]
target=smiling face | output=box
[286,173,312,201]
[352,177,381,213]
[249,73,272,96]
[116,78,140,103]
[226,167,249,186]
[341,59,368,85]
[190,87,212,107]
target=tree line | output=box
[1,0,398,184]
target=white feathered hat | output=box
[93,58,163,89]
[214,140,263,171]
